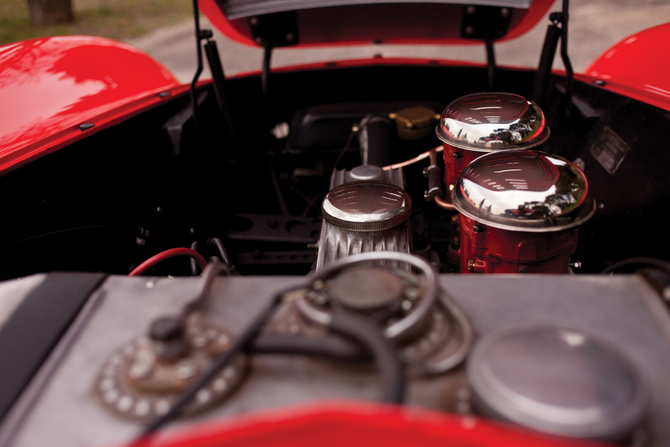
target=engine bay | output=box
[0,63,669,280]
[1,54,670,447]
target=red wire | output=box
[128,248,208,277]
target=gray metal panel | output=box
[0,275,46,328]
[1,274,669,447]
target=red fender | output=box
[584,23,670,111]
[0,36,184,175]
[131,401,609,447]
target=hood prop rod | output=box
[189,0,209,127]
[531,0,573,113]
[204,37,242,161]
[189,0,241,160]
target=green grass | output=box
[0,0,193,46]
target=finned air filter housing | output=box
[452,150,595,274]
[316,177,412,271]
[437,92,550,196]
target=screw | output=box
[249,16,259,26]
[158,91,171,98]
[176,362,198,380]
[571,261,583,269]
[452,152,461,159]
[285,33,295,42]
[156,206,162,213]
[192,335,208,348]
[593,79,606,86]
[467,259,476,273]
[405,288,421,300]
[466,5,476,14]
[465,26,475,36]
[128,362,153,380]
[135,237,146,246]
[500,7,510,17]
[473,224,485,233]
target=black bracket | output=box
[460,5,512,40]
[248,11,299,47]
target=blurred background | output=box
[1,0,669,82]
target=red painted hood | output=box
[200,0,554,48]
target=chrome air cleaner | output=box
[452,150,595,273]
[437,92,549,197]
[316,180,412,270]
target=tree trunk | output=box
[27,0,74,26]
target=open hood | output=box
[200,0,554,47]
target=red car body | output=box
[0,1,669,446]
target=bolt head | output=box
[465,26,475,36]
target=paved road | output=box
[127,0,670,83]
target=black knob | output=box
[149,316,183,342]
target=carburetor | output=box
[436,92,550,199]
[452,150,595,274]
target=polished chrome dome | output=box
[436,92,549,152]
[322,181,412,232]
[451,150,595,232]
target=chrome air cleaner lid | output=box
[436,92,549,152]
[452,150,596,232]
[322,181,412,232]
[467,326,648,441]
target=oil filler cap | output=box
[467,326,648,441]
[322,181,411,232]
